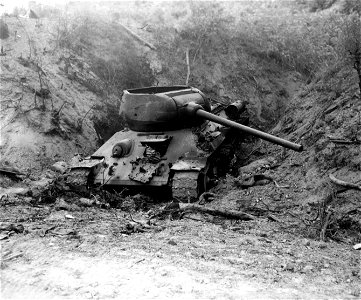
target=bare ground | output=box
[1,180,360,300]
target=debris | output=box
[267,214,282,222]
[168,240,177,246]
[78,197,95,207]
[0,164,25,176]
[0,223,24,233]
[327,135,361,145]
[117,22,156,50]
[130,258,146,268]
[65,214,75,219]
[273,181,290,189]
[30,178,54,198]
[238,157,277,174]
[353,243,361,250]
[54,197,79,211]
[0,187,30,198]
[121,222,146,234]
[178,203,255,221]
[329,174,361,191]
[282,262,295,272]
[0,234,9,240]
[2,253,23,262]
[198,192,216,204]
[301,265,314,273]
[234,174,273,189]
[51,161,68,174]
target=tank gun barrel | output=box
[187,103,303,152]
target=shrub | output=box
[308,0,337,12]
[91,55,155,94]
[338,13,361,94]
[0,19,9,40]
[339,0,361,15]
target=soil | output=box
[1,194,359,300]
[1,5,361,300]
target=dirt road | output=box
[1,201,359,300]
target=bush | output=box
[338,13,361,94]
[308,0,337,12]
[0,19,9,40]
[91,55,155,93]
[339,0,361,15]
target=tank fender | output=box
[69,155,104,169]
[171,158,207,171]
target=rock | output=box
[318,242,327,249]
[0,187,30,197]
[168,240,177,246]
[0,234,8,240]
[42,169,57,179]
[30,178,54,198]
[282,262,295,272]
[54,197,79,211]
[353,243,361,250]
[301,265,314,273]
[50,161,68,174]
[302,239,311,246]
[0,223,24,233]
[238,157,276,174]
[78,197,95,207]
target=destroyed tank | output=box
[69,86,303,202]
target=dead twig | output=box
[198,192,216,205]
[328,138,361,145]
[329,174,361,191]
[178,203,255,221]
[117,22,156,50]
[2,253,23,262]
[320,211,332,241]
[274,180,290,189]
[185,47,190,85]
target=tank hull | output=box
[91,128,209,188]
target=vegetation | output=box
[0,18,9,40]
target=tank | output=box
[68,86,303,202]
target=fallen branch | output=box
[329,174,361,191]
[329,139,361,145]
[198,192,216,205]
[320,211,332,241]
[185,47,190,85]
[3,253,23,262]
[118,23,156,50]
[178,203,255,221]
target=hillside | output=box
[1,1,360,299]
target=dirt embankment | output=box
[1,4,361,299]
[0,17,115,175]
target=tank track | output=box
[172,171,199,203]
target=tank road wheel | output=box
[172,171,199,203]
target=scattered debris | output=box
[50,161,68,174]
[238,157,277,174]
[234,174,273,189]
[353,243,361,250]
[177,203,256,221]
[329,174,361,191]
[0,187,30,198]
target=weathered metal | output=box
[69,85,303,201]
